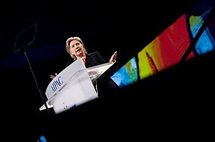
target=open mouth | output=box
[76,48,81,52]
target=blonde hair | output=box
[65,36,88,60]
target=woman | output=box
[51,36,118,95]
[65,36,117,66]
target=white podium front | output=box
[39,59,114,114]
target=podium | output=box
[39,59,114,114]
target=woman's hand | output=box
[50,73,58,79]
[109,51,117,63]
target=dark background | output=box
[1,0,214,141]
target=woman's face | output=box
[69,40,85,58]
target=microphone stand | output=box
[23,50,50,114]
